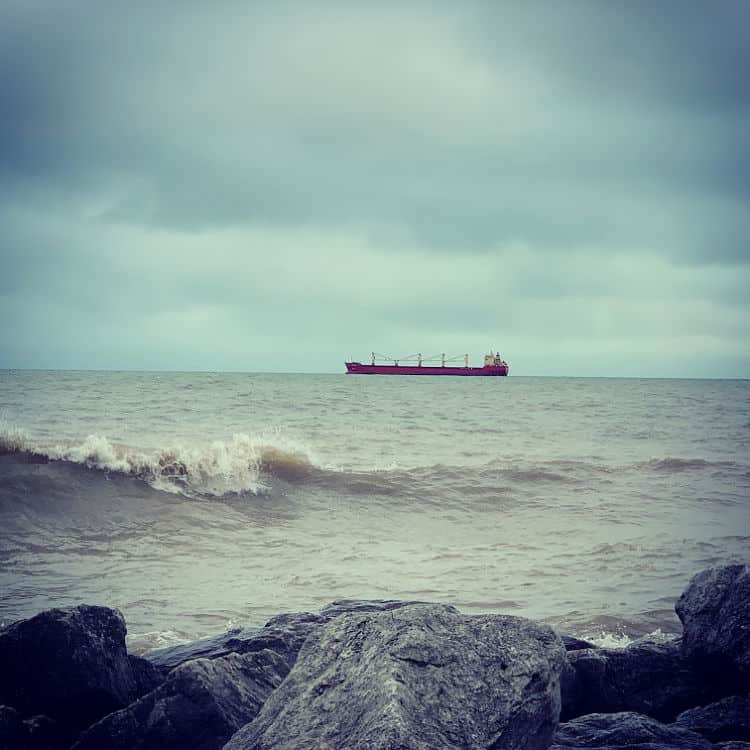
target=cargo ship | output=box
[345,351,509,376]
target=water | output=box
[1,371,748,652]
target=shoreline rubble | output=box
[0,564,747,750]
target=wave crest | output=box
[0,427,318,497]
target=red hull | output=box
[345,362,508,376]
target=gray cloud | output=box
[1,1,748,375]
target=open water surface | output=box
[1,371,748,651]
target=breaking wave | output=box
[1,419,739,502]
[0,427,319,497]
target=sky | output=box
[1,1,749,377]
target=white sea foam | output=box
[587,627,673,649]
[50,434,137,474]
[126,629,194,655]
[587,631,634,649]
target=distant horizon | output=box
[2,367,747,381]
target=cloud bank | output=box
[1,1,748,375]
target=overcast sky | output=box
[1,1,748,376]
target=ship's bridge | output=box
[484,351,504,367]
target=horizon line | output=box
[0,368,747,381]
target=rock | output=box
[551,711,713,750]
[144,613,326,673]
[560,635,598,652]
[0,706,23,750]
[238,603,434,668]
[318,598,430,618]
[224,604,566,750]
[73,648,289,750]
[562,638,717,722]
[232,602,454,671]
[0,606,159,734]
[674,693,750,742]
[144,627,262,672]
[559,657,580,720]
[228,613,327,668]
[676,564,750,682]
[129,655,163,696]
[0,706,63,750]
[23,714,63,750]
[145,602,431,674]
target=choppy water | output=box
[1,370,748,652]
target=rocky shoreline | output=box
[0,564,747,750]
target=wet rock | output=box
[224,604,566,750]
[229,613,327,668]
[560,635,598,651]
[674,693,750,742]
[676,564,750,682]
[144,613,327,674]
[144,627,262,672]
[562,638,716,722]
[73,648,289,750]
[551,711,713,750]
[0,606,158,734]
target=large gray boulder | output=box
[73,648,289,750]
[674,693,750,742]
[551,711,713,750]
[676,565,750,681]
[0,606,160,734]
[224,604,566,750]
[562,638,716,721]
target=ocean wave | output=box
[0,433,620,503]
[3,418,737,502]
[0,428,319,498]
[646,457,714,472]
[641,457,741,474]
[0,422,591,499]
[502,467,571,483]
